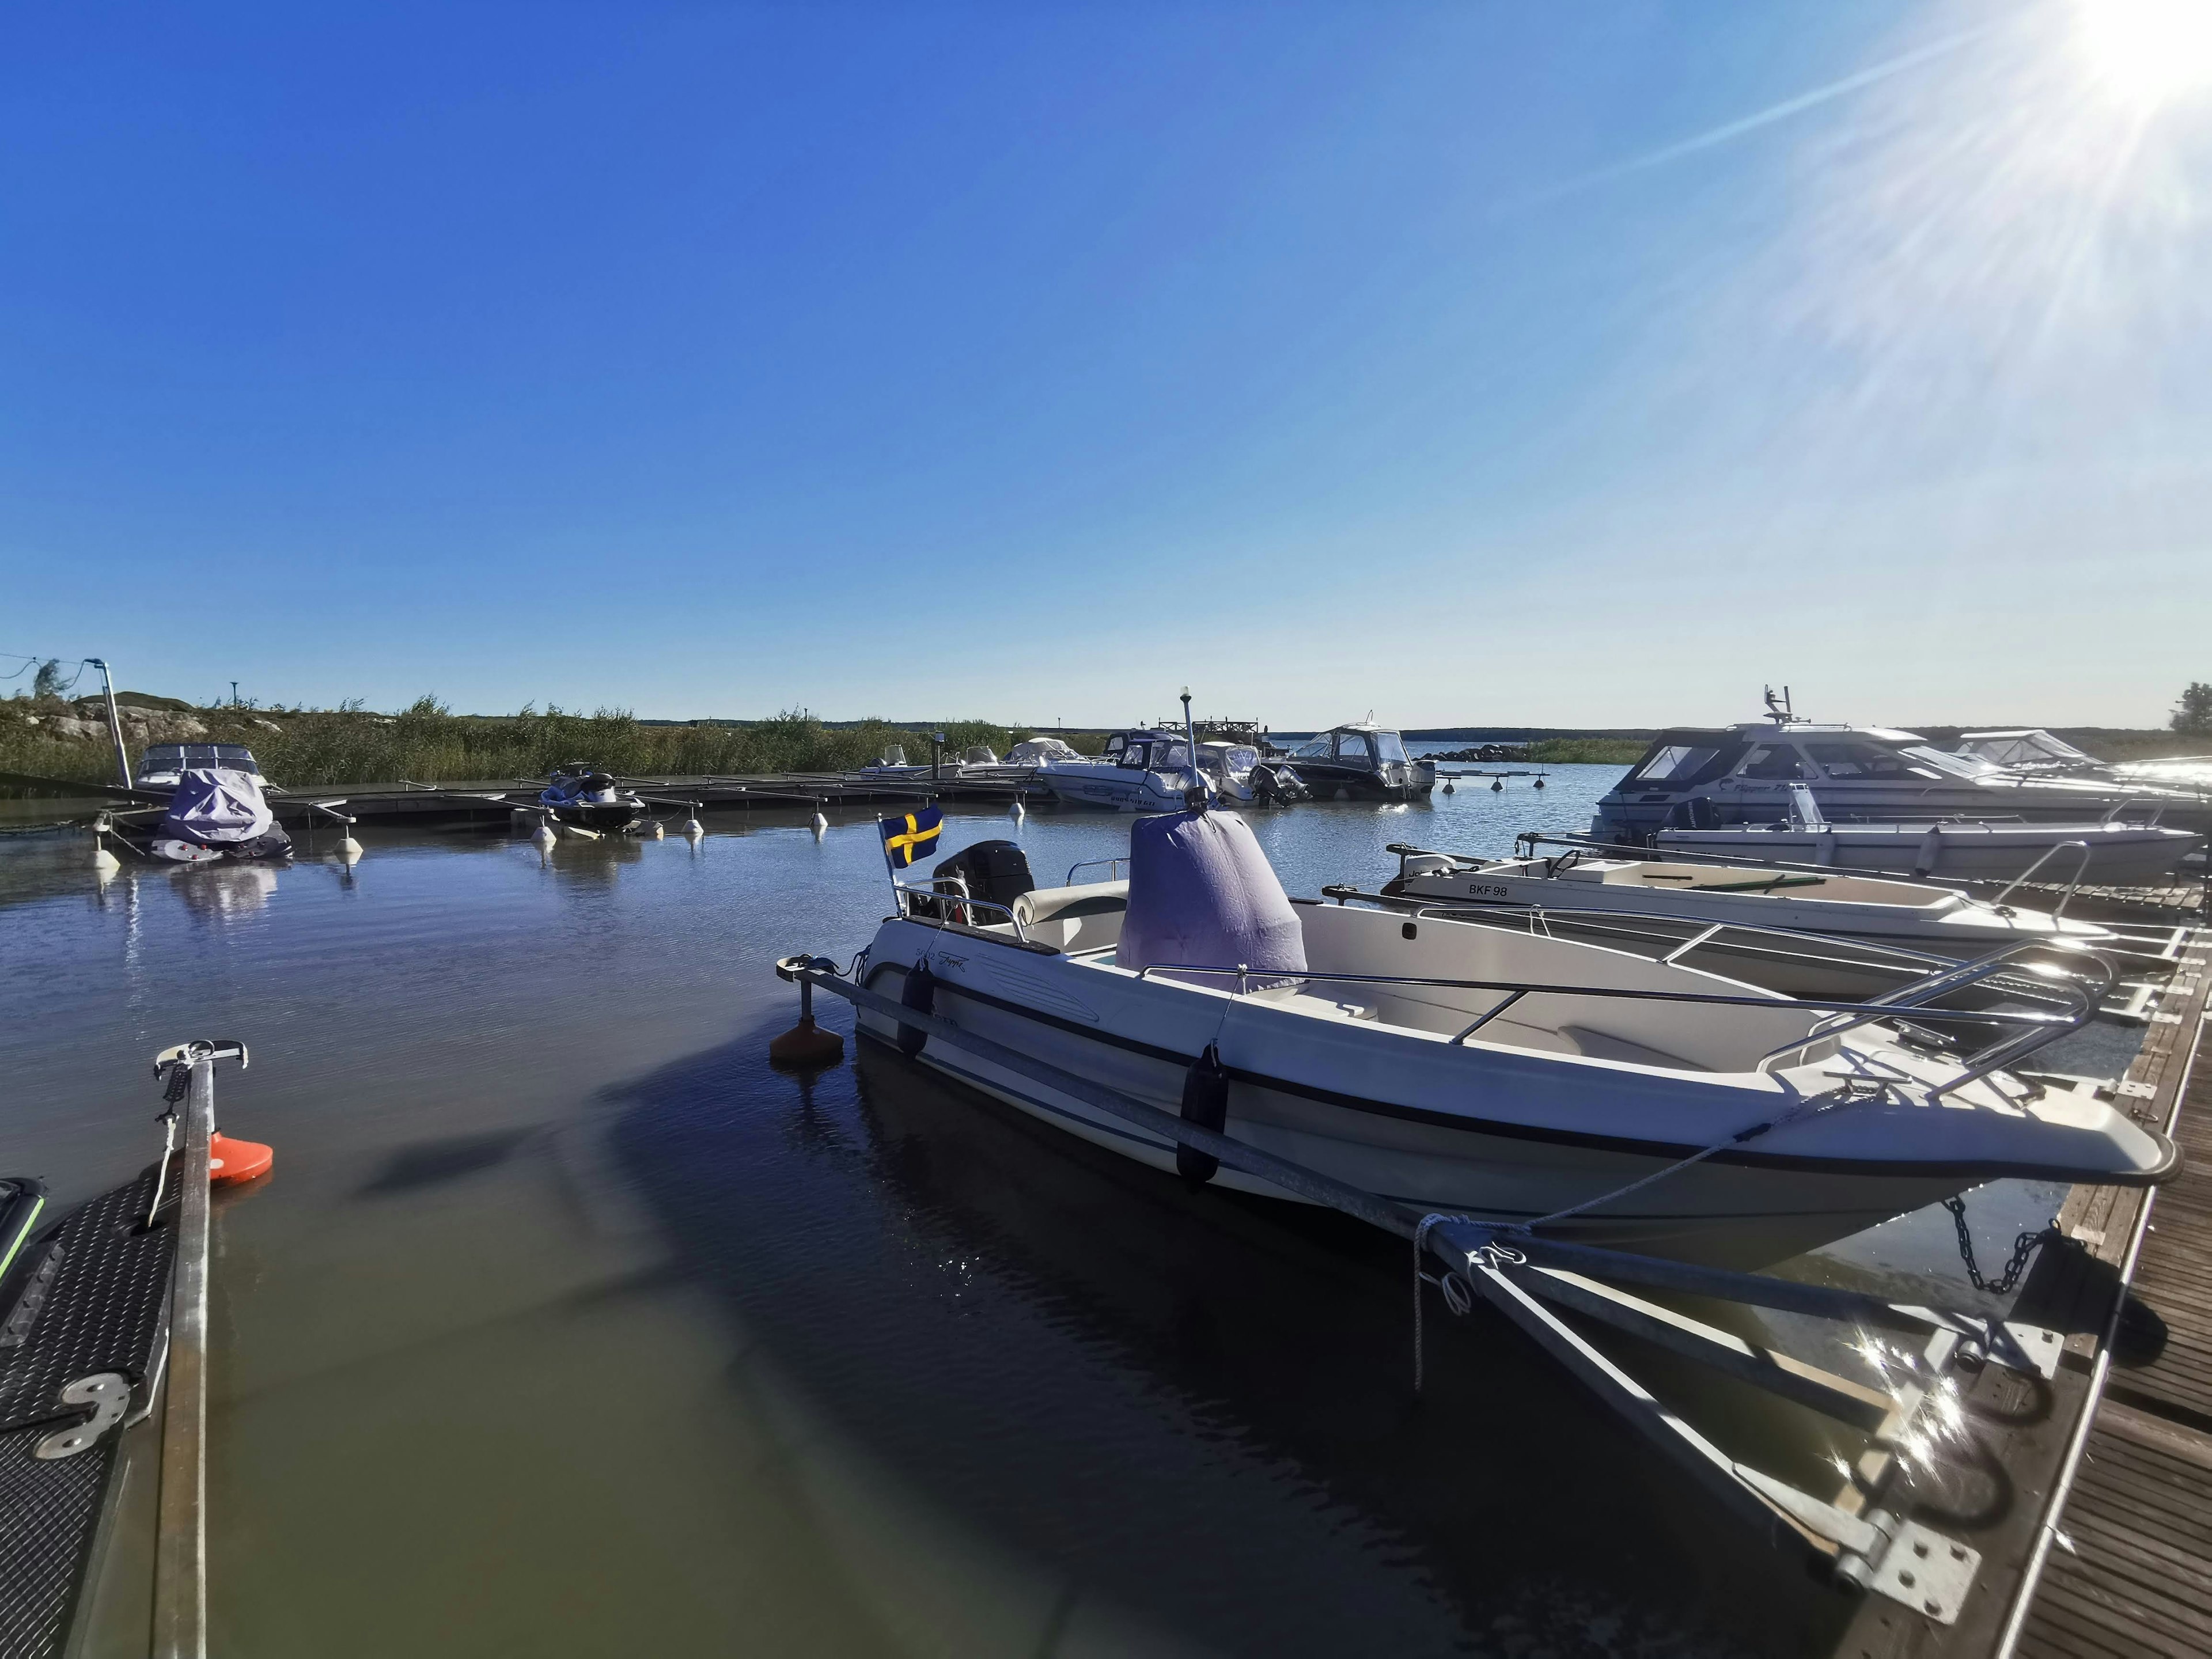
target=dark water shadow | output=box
[605,1020,1857,1657]
[356,1127,539,1196]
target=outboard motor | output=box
[930,840,1035,911]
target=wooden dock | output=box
[1840,923,2211,1658]
[2012,926,2212,1659]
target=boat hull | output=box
[858,972,1985,1268]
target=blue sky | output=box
[5,1,2208,728]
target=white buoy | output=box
[683,815,704,840]
[93,842,120,877]
[811,809,829,835]
[1009,800,1025,821]
[334,836,364,865]
[649,821,664,840]
[1442,781,1455,795]
[532,820,559,856]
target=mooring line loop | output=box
[1412,1213,1467,1394]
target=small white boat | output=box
[841,809,2172,1267]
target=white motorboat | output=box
[836,809,2173,1268]
[1651,785,2199,885]
[1597,691,2205,842]
[1381,844,2126,961]
[1040,729,1210,812]
[1363,840,2191,1008]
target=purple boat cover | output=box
[1118,809,1308,981]
[158,768,275,844]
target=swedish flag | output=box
[880,804,944,871]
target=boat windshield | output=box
[142,744,257,771]
[1374,730,1408,763]
[1119,740,1191,771]
[1203,745,1258,775]
[1627,743,1722,785]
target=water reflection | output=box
[607,1031,1816,1656]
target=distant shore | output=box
[2,694,2203,794]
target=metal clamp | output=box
[35,1374,133,1460]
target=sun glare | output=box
[2077,0,2212,105]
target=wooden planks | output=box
[2009,939,2212,1659]
[1836,927,2209,1659]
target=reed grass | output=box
[0,697,1080,789]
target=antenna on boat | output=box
[1180,688,1207,812]
[1763,685,1794,726]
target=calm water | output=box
[0,764,2124,1657]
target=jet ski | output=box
[536,763,649,830]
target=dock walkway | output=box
[1840,921,2209,1659]
[2016,930,2212,1658]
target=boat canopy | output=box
[1006,737,1081,765]
[1955,729,2095,769]
[158,768,275,844]
[1290,725,1409,764]
[1119,809,1306,980]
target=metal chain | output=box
[1941,1195,2061,1296]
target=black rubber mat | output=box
[0,1165,178,1659]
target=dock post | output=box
[151,1039,244,1659]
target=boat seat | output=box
[1014,882,1129,952]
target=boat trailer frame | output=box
[775,955,2073,1627]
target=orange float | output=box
[209,1132,274,1186]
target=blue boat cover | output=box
[1118,809,1308,982]
[158,768,275,844]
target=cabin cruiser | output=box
[536,764,649,830]
[126,768,293,864]
[1039,730,1221,812]
[1597,698,2205,842]
[1283,724,1434,801]
[135,743,269,791]
[830,809,2173,1267]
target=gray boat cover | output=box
[1119,809,1308,982]
[158,768,275,844]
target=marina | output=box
[9,3,2212,1650]
[2,753,2207,1656]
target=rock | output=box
[249,718,282,733]
[49,715,109,742]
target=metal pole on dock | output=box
[87,658,131,789]
[151,1039,243,1659]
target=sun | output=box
[2076,0,2212,106]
